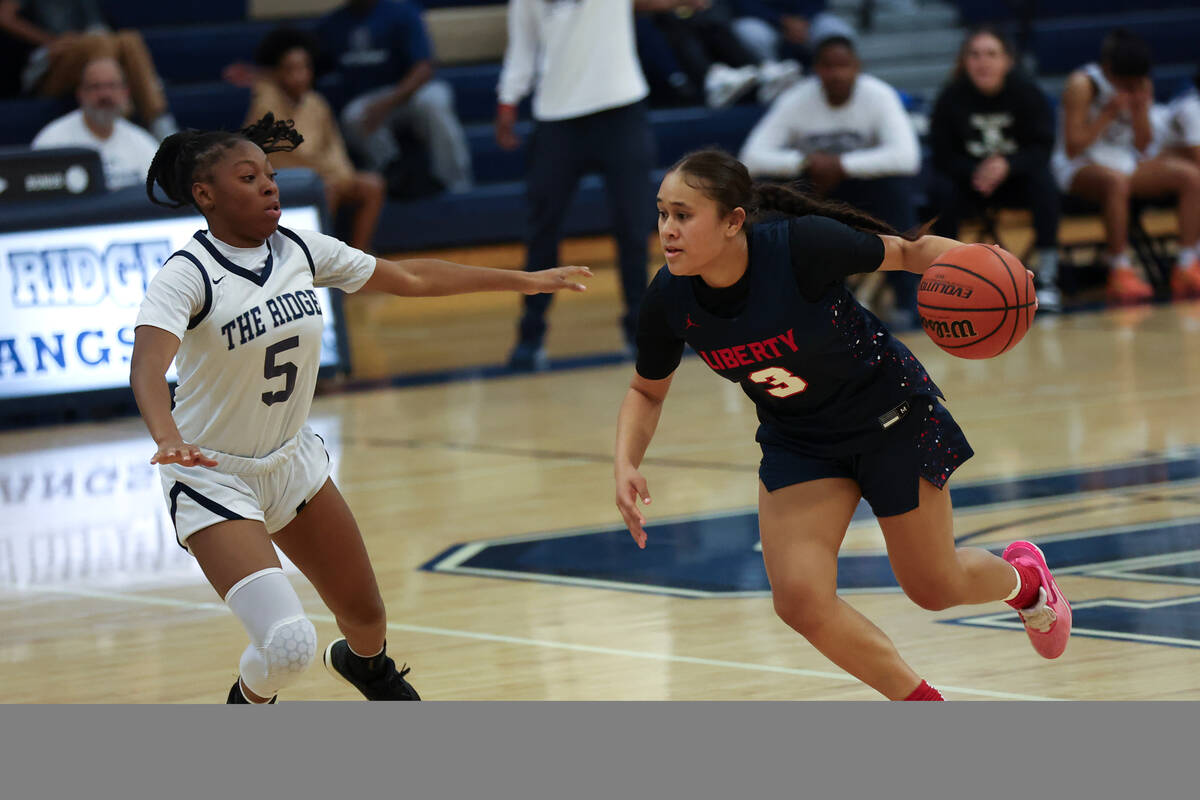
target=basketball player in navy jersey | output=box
[132,114,591,703]
[613,149,1069,700]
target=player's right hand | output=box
[615,464,652,549]
[495,104,520,151]
[151,439,218,468]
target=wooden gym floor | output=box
[4,231,1200,702]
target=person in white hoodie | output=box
[739,31,921,326]
[497,0,669,371]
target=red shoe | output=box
[1106,267,1154,304]
[1002,541,1072,659]
[1170,259,1200,299]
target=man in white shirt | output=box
[739,32,922,327]
[497,0,669,371]
[31,56,159,191]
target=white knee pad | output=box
[225,568,317,699]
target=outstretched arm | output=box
[361,258,591,297]
[876,234,965,275]
[130,325,218,468]
[614,372,674,549]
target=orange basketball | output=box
[917,244,1036,359]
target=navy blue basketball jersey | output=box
[636,217,942,456]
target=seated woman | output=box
[245,26,384,252]
[929,26,1062,311]
[1052,29,1200,303]
[1156,66,1200,167]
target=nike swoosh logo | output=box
[212,276,224,284]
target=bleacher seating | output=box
[101,0,245,29]
[2,1,1196,259]
[1029,9,1200,76]
[955,0,1199,24]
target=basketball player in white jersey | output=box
[131,114,591,703]
[1053,28,1200,303]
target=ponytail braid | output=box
[751,182,922,241]
[145,113,303,210]
[668,148,925,241]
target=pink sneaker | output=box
[1002,540,1072,659]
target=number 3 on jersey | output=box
[748,366,808,398]
[262,336,300,406]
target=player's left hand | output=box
[804,152,845,194]
[361,97,394,133]
[972,155,1009,197]
[151,439,218,468]
[523,266,593,294]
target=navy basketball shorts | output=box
[757,399,974,517]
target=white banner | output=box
[0,412,343,590]
[0,207,343,400]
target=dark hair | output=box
[667,149,922,241]
[1101,28,1151,78]
[145,112,303,210]
[254,25,319,68]
[953,24,1015,81]
[814,34,856,60]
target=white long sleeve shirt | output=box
[739,74,919,180]
[497,0,649,122]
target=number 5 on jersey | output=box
[262,336,300,406]
[748,366,808,397]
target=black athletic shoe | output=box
[323,638,421,701]
[225,679,277,704]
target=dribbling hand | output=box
[615,465,652,549]
[151,439,218,468]
[523,266,593,294]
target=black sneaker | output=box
[507,341,548,372]
[225,678,276,704]
[323,639,421,701]
[1035,283,1063,313]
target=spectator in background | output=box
[497,0,660,371]
[31,56,158,190]
[245,27,384,252]
[0,0,176,139]
[645,0,800,107]
[739,31,922,327]
[929,26,1061,311]
[635,14,703,106]
[1155,66,1200,167]
[1052,29,1200,302]
[318,0,472,193]
[731,0,854,69]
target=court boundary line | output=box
[27,584,1061,701]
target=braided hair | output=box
[668,149,923,241]
[145,112,303,210]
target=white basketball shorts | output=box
[157,426,331,550]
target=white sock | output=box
[1002,564,1022,603]
[347,641,384,659]
[1108,251,1134,271]
[1036,248,1059,283]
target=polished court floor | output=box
[4,265,1200,701]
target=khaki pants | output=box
[36,31,167,124]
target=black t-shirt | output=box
[635,216,942,456]
[929,71,1055,182]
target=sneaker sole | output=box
[1003,541,1072,659]
[322,638,359,694]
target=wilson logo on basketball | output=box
[922,318,977,339]
[917,278,974,299]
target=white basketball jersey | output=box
[136,227,375,458]
[1081,62,1135,153]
